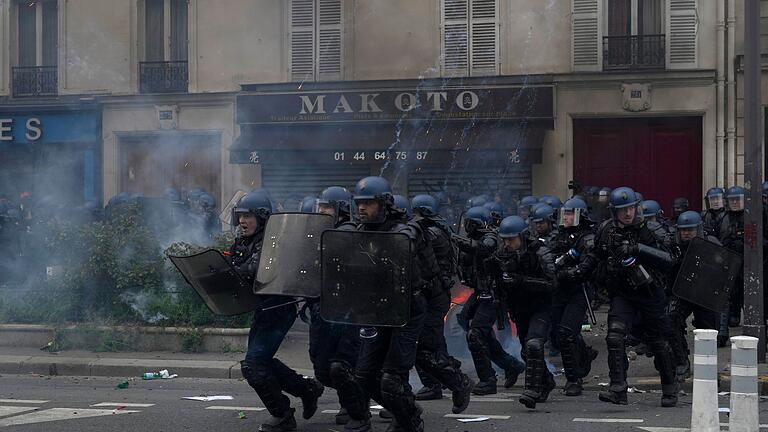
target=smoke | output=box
[119,291,169,324]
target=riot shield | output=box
[255,212,334,298]
[672,237,742,313]
[320,230,412,327]
[168,249,262,316]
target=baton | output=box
[583,286,597,326]
[261,298,303,312]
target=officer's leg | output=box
[667,297,693,381]
[599,296,632,405]
[329,322,363,425]
[639,286,679,407]
[518,309,553,409]
[557,289,595,396]
[467,298,499,393]
[380,293,427,432]
[309,303,333,389]
[415,291,449,400]
[240,306,298,429]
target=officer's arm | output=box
[535,242,557,279]
[558,234,598,283]
[636,243,676,271]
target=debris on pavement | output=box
[182,395,234,402]
[159,369,178,379]
[116,381,129,389]
[457,417,490,423]
[142,369,179,380]
[238,411,247,419]
[627,387,646,393]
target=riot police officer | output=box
[484,201,504,228]
[410,194,473,414]
[343,176,430,432]
[702,187,726,238]
[455,206,525,396]
[667,211,722,381]
[517,196,538,220]
[589,187,679,407]
[529,204,557,243]
[306,186,360,426]
[393,195,413,219]
[539,195,563,211]
[233,191,324,432]
[485,216,556,409]
[551,198,599,396]
[640,200,674,249]
[671,197,690,220]
[719,186,745,327]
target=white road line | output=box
[636,428,688,432]
[0,406,39,418]
[444,414,511,420]
[0,399,48,404]
[574,418,644,423]
[0,408,140,427]
[205,406,266,412]
[469,397,520,402]
[91,403,156,408]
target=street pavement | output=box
[0,374,761,432]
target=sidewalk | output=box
[0,314,765,394]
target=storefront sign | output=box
[0,111,100,145]
[237,85,554,125]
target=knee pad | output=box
[606,320,627,348]
[525,338,545,357]
[240,361,268,386]
[556,324,577,343]
[381,372,406,397]
[329,361,353,382]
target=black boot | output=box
[536,371,556,402]
[258,407,297,432]
[344,412,372,432]
[504,358,526,388]
[335,408,350,425]
[471,377,497,395]
[661,384,679,407]
[451,374,473,414]
[519,339,547,409]
[601,325,629,405]
[598,387,628,405]
[564,378,583,396]
[300,377,324,419]
[384,404,423,432]
[415,384,442,400]
[518,361,541,409]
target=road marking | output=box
[444,414,511,420]
[91,403,156,408]
[205,406,266,412]
[0,408,140,427]
[0,406,39,418]
[0,399,48,404]
[469,397,520,402]
[574,418,644,423]
[636,428,688,432]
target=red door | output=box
[573,117,702,214]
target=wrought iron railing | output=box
[139,61,188,94]
[12,66,58,98]
[603,34,665,71]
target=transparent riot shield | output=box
[320,230,412,327]
[168,249,262,316]
[255,212,334,298]
[672,237,742,313]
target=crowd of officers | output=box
[225,176,760,432]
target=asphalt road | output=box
[0,374,761,432]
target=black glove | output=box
[613,242,638,260]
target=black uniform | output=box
[307,219,360,424]
[719,210,744,326]
[234,230,323,425]
[346,211,430,432]
[487,236,556,409]
[589,219,679,405]
[551,226,599,394]
[667,235,721,381]
[457,229,524,391]
[413,215,472,404]
[702,207,726,239]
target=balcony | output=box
[603,35,665,71]
[12,66,58,98]
[139,61,188,94]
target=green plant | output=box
[179,328,204,353]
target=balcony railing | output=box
[12,66,58,98]
[603,34,665,71]
[139,61,188,94]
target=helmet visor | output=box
[558,208,582,228]
[706,193,724,210]
[727,194,745,211]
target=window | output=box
[289,0,344,82]
[603,0,665,70]
[441,0,498,76]
[140,0,188,93]
[13,0,58,97]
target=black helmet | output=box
[234,190,272,219]
[411,194,438,217]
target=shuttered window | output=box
[571,0,602,71]
[441,0,498,76]
[17,1,36,67]
[144,0,188,62]
[289,0,343,82]
[666,0,698,69]
[261,165,369,207]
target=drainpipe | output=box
[727,0,737,186]
[717,0,726,188]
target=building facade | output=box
[0,0,749,215]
